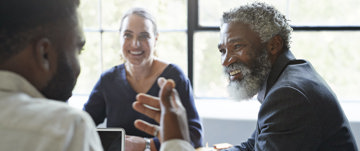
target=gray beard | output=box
[224,51,272,101]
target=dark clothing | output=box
[226,50,358,151]
[84,64,203,149]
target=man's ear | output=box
[33,38,55,72]
[266,35,284,56]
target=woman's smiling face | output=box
[120,14,157,66]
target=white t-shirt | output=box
[0,71,103,151]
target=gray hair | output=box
[119,7,158,36]
[222,2,292,50]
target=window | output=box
[73,0,188,95]
[70,0,360,107]
[291,31,360,101]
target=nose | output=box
[221,50,236,67]
[131,38,140,48]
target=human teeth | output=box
[130,51,142,55]
[230,70,241,76]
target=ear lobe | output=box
[34,38,53,71]
[267,35,284,55]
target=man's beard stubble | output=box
[224,49,272,101]
[40,53,77,102]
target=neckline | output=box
[120,64,173,94]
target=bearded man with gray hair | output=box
[132,2,358,151]
[218,2,357,151]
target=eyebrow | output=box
[218,37,246,49]
[123,30,150,36]
[228,37,246,44]
[139,32,150,35]
[123,30,133,33]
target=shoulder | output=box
[36,98,95,130]
[263,67,319,112]
[99,64,126,80]
[264,86,309,106]
[279,60,320,85]
[3,94,96,136]
[273,60,336,102]
[162,64,187,80]
[102,64,125,76]
[259,86,319,128]
[0,93,101,150]
[41,100,101,149]
[260,61,335,122]
[262,61,318,119]
[167,64,183,72]
[35,99,98,142]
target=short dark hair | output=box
[0,0,80,64]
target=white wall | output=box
[201,118,256,145]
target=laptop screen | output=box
[97,128,125,151]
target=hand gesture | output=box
[132,77,190,143]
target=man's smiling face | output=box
[218,22,272,100]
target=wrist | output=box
[144,137,151,151]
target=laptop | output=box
[97,128,125,151]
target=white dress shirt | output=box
[160,139,195,151]
[0,71,103,151]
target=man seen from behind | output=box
[0,0,102,150]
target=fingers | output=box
[135,93,161,109]
[134,119,160,138]
[133,101,161,123]
[134,77,184,143]
[157,77,175,92]
[158,79,176,110]
[157,77,166,88]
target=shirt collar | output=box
[0,70,45,98]
[257,50,296,103]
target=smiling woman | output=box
[72,0,188,95]
[82,7,203,151]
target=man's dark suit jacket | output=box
[226,50,358,151]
